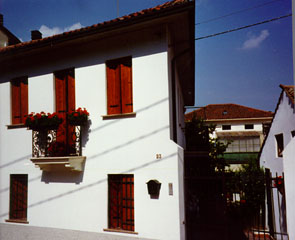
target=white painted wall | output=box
[260,92,295,173]
[0,26,186,240]
[260,91,295,236]
[215,122,263,132]
[284,138,295,240]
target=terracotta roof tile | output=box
[280,84,294,103]
[185,104,273,121]
[0,0,191,54]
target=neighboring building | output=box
[260,85,295,239]
[185,104,273,167]
[0,1,195,240]
[0,14,21,48]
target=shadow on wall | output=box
[82,119,91,148]
[0,97,173,217]
[42,171,84,184]
[0,152,176,218]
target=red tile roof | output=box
[280,84,294,103]
[0,0,192,54]
[185,104,273,121]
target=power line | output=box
[195,13,292,41]
[195,0,286,26]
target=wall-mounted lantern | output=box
[146,179,161,198]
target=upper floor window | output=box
[275,133,284,157]
[291,130,295,138]
[245,124,254,130]
[54,69,76,156]
[222,137,260,153]
[106,57,133,115]
[222,125,231,130]
[11,77,28,124]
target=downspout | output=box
[171,48,192,143]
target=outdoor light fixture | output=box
[146,179,161,197]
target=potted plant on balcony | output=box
[68,107,89,126]
[25,112,63,131]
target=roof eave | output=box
[0,1,194,57]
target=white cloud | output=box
[65,23,83,32]
[39,23,84,38]
[241,30,270,50]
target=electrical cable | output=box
[195,0,287,25]
[195,13,292,41]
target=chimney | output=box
[31,30,42,40]
[0,14,3,26]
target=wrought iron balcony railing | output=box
[32,126,82,158]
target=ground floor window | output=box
[9,174,28,221]
[108,174,134,231]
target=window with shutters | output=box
[8,174,28,222]
[11,77,28,125]
[106,57,133,115]
[108,174,134,232]
[54,69,76,156]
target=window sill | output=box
[103,228,138,235]
[6,124,26,129]
[102,112,136,120]
[5,219,29,224]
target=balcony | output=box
[30,126,86,172]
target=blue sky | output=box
[0,0,293,111]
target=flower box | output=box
[25,112,63,131]
[68,108,89,126]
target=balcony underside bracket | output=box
[30,156,86,172]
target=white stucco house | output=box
[0,1,195,240]
[185,104,273,168]
[259,84,295,239]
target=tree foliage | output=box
[185,115,230,171]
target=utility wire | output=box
[195,0,286,25]
[195,13,292,41]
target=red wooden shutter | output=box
[67,70,76,113]
[55,71,67,153]
[11,80,21,124]
[66,70,76,154]
[120,59,133,114]
[107,61,121,115]
[122,175,134,231]
[109,175,120,229]
[20,78,28,123]
[108,175,134,231]
[10,175,28,220]
[55,69,76,156]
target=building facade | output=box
[260,85,295,239]
[0,14,21,48]
[185,104,273,167]
[0,1,195,240]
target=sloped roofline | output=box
[0,0,194,55]
[185,103,273,121]
[280,84,294,103]
[0,25,21,45]
[258,85,295,161]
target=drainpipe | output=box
[171,48,192,143]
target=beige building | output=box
[0,14,21,48]
[185,103,273,166]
